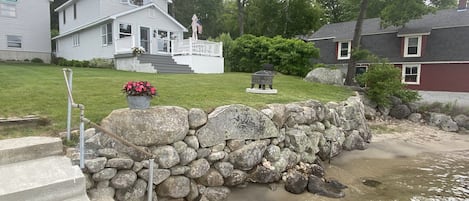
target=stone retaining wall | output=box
[79,96,371,201]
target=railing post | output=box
[66,70,73,141]
[189,37,193,55]
[171,40,174,56]
[79,105,85,169]
[148,158,154,201]
[219,42,223,57]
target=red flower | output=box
[122,81,158,97]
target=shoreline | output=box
[227,119,469,201]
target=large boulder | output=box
[304,68,343,85]
[196,104,279,147]
[101,106,189,146]
[201,187,231,201]
[389,104,411,119]
[307,175,346,198]
[151,145,180,169]
[343,130,367,151]
[157,176,191,198]
[115,178,147,201]
[229,141,267,170]
[188,108,207,129]
[185,158,210,178]
[111,170,137,189]
[224,170,248,186]
[248,165,282,183]
[197,168,224,187]
[284,170,308,194]
[137,168,171,185]
[454,114,469,130]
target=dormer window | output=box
[404,36,422,57]
[337,41,351,60]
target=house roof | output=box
[52,3,187,40]
[309,8,469,41]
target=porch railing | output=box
[171,38,223,57]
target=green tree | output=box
[380,0,430,28]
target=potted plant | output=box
[122,81,157,109]
[131,46,146,56]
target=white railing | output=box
[115,37,134,54]
[171,38,223,57]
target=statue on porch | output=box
[191,14,202,40]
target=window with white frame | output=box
[101,23,113,45]
[119,23,132,38]
[0,3,16,17]
[404,36,422,57]
[73,34,80,47]
[7,35,21,48]
[402,64,421,85]
[337,41,351,60]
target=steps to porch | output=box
[0,137,89,201]
[137,54,194,74]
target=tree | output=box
[380,0,430,28]
[344,0,368,86]
[237,0,249,35]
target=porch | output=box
[114,37,224,74]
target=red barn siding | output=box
[401,63,469,92]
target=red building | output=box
[308,0,469,93]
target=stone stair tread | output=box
[0,156,87,201]
[0,136,63,165]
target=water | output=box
[227,150,469,201]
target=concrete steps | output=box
[0,137,89,201]
[137,54,194,74]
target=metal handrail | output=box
[62,68,155,201]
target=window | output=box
[404,36,422,57]
[63,10,66,24]
[0,3,16,17]
[337,41,351,60]
[101,23,113,45]
[73,3,77,19]
[73,34,80,47]
[7,35,21,48]
[402,64,421,85]
[119,23,132,38]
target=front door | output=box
[140,27,150,54]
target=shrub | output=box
[31,58,44,63]
[89,58,113,68]
[227,34,319,76]
[357,57,420,107]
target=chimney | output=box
[459,0,467,11]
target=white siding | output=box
[153,0,169,13]
[56,25,115,60]
[58,0,100,34]
[99,0,137,17]
[117,7,182,32]
[0,0,51,62]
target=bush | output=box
[211,33,234,72]
[357,57,420,107]
[89,58,113,68]
[227,34,319,76]
[31,58,44,63]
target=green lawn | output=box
[0,63,352,138]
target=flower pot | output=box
[127,96,151,109]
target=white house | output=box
[53,0,224,73]
[0,0,53,63]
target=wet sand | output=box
[227,120,469,201]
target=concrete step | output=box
[0,136,63,165]
[0,156,89,201]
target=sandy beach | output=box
[227,120,469,201]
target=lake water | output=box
[227,150,469,201]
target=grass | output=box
[0,63,353,139]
